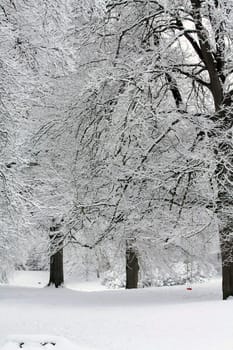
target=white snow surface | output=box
[1,335,79,350]
[1,272,233,350]
[7,271,109,291]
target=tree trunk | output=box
[222,263,233,300]
[215,141,233,299]
[220,224,233,299]
[126,243,139,289]
[48,223,64,288]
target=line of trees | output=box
[1,0,233,299]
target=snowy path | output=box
[0,275,233,350]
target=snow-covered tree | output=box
[1,0,228,295]
[89,0,233,297]
[0,0,76,281]
[63,0,219,289]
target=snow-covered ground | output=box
[7,271,109,292]
[0,272,233,350]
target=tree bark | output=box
[48,223,64,288]
[218,203,233,299]
[213,109,233,299]
[221,240,233,300]
[126,243,139,289]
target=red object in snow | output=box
[186,287,192,291]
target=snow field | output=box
[0,335,79,350]
[0,272,233,350]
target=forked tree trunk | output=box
[126,243,139,289]
[48,224,64,288]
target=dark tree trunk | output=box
[214,132,233,299]
[48,245,64,288]
[222,263,233,300]
[220,224,233,299]
[214,124,233,299]
[126,244,139,289]
[48,223,64,288]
